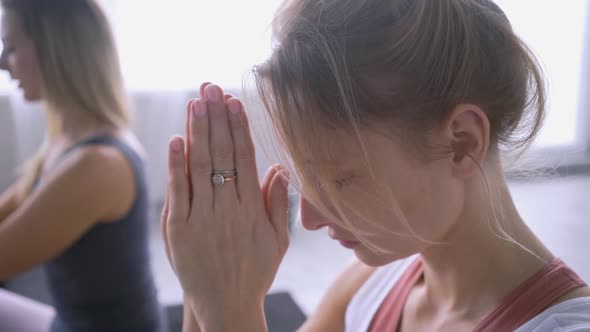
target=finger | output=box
[168,136,191,225]
[185,99,196,202]
[224,93,233,101]
[200,82,211,99]
[189,99,214,212]
[262,166,279,196]
[262,165,280,213]
[267,169,290,251]
[160,189,174,272]
[185,99,196,145]
[205,84,238,203]
[161,189,170,226]
[227,98,261,201]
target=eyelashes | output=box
[335,175,355,191]
[307,173,356,193]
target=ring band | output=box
[214,170,237,175]
[211,170,237,186]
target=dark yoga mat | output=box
[264,292,307,332]
[166,291,307,332]
[8,267,307,332]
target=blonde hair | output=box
[1,0,129,201]
[254,0,546,251]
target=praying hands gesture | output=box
[160,83,290,331]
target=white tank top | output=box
[345,256,418,332]
[344,256,590,332]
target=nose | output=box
[0,50,8,72]
[300,196,331,231]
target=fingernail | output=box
[170,137,182,152]
[206,86,222,102]
[200,82,211,96]
[193,100,207,117]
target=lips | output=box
[328,227,360,248]
[338,240,359,249]
[329,233,360,249]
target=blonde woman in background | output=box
[162,0,590,331]
[0,1,166,331]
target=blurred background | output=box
[0,0,588,328]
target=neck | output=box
[419,169,553,317]
[47,105,120,143]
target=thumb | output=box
[160,189,176,274]
[160,190,171,259]
[267,169,290,250]
[262,165,280,213]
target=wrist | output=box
[189,298,267,332]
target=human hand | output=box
[161,83,290,331]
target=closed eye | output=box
[335,175,355,191]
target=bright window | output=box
[82,1,590,148]
[0,1,587,148]
[105,0,281,91]
[495,0,588,147]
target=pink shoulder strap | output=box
[368,258,423,332]
[368,258,586,332]
[474,258,586,331]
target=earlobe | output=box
[447,105,490,178]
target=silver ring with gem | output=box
[211,170,237,186]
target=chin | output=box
[22,90,42,102]
[354,246,419,267]
[353,248,412,267]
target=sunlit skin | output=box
[162,83,590,332]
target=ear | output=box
[444,104,490,178]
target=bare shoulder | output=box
[556,286,590,303]
[57,141,136,221]
[297,259,378,332]
[61,143,132,183]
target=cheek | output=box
[397,164,464,241]
[15,50,43,99]
[330,180,412,236]
[347,158,463,241]
[14,47,41,82]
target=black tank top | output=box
[44,135,166,332]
